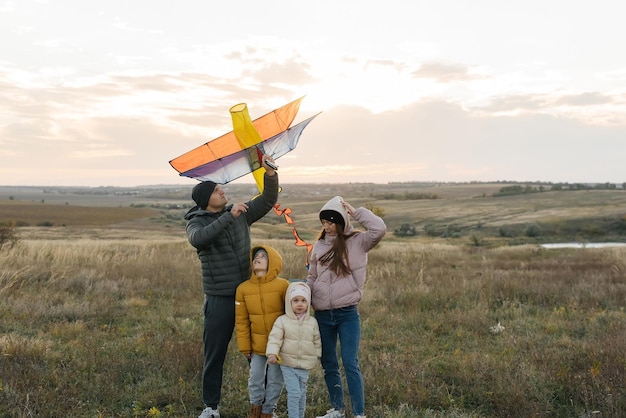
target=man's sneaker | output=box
[198,406,220,418]
[316,409,345,418]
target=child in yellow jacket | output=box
[235,245,289,418]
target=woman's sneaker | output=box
[198,406,220,418]
[316,409,345,418]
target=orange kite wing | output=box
[169,97,304,175]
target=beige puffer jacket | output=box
[266,282,321,370]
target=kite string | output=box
[272,204,313,269]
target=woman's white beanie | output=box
[319,196,350,230]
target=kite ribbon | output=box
[273,204,313,268]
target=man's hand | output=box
[262,155,277,176]
[230,203,249,218]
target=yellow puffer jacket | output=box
[235,245,290,355]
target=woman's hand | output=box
[342,200,356,216]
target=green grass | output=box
[1,237,625,417]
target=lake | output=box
[540,242,626,249]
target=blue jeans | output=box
[315,305,364,416]
[249,353,283,414]
[280,365,309,418]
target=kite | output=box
[169,97,318,193]
[169,97,318,265]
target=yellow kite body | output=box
[230,103,266,193]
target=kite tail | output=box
[273,204,313,269]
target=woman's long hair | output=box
[317,223,355,277]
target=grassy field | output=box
[0,200,157,227]
[4,182,625,244]
[1,183,625,417]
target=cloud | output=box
[596,68,626,81]
[554,92,612,106]
[365,59,407,73]
[477,94,550,113]
[244,59,316,86]
[287,100,626,184]
[0,2,16,12]
[412,62,487,83]
[3,91,625,186]
[69,147,134,159]
[2,12,626,188]
[473,91,626,126]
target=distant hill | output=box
[2,182,625,245]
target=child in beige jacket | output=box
[266,282,321,418]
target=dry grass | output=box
[1,235,625,417]
[4,184,626,237]
[1,184,624,417]
[0,200,157,227]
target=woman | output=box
[307,196,386,418]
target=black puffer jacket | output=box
[184,174,279,296]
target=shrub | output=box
[468,233,484,246]
[525,223,543,237]
[365,203,386,218]
[394,223,417,237]
[0,224,19,249]
[499,225,516,237]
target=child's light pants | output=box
[249,353,283,414]
[280,365,309,418]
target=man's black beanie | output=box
[192,181,217,210]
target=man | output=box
[185,156,279,418]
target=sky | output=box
[1,0,625,187]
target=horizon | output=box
[2,178,625,190]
